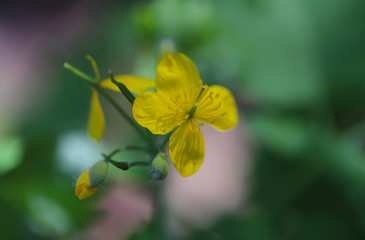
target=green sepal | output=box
[109,71,136,104]
[89,160,109,188]
[151,153,168,181]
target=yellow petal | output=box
[194,85,239,131]
[169,119,204,177]
[75,169,98,200]
[100,75,155,94]
[155,53,202,99]
[88,89,105,141]
[133,91,189,134]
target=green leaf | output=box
[0,134,23,175]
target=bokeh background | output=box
[1,0,365,239]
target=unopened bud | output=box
[89,160,109,188]
[75,160,109,200]
[151,153,169,181]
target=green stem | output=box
[152,186,166,239]
[64,63,95,85]
[129,161,150,167]
[103,154,150,170]
[159,133,171,152]
[107,145,151,158]
[97,87,153,146]
[104,156,129,170]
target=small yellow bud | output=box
[75,160,109,200]
[151,153,169,181]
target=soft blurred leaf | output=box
[249,114,313,157]
[0,134,23,175]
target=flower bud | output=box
[75,160,109,200]
[151,153,169,181]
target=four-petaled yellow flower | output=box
[130,53,238,177]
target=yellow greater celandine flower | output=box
[75,160,109,200]
[130,53,239,177]
[92,53,238,177]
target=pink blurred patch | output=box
[0,1,99,132]
[84,183,153,240]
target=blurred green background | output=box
[1,0,365,239]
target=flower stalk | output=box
[106,145,151,158]
[63,63,95,85]
[103,153,150,171]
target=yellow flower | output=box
[130,53,239,177]
[75,160,109,200]
[95,53,238,177]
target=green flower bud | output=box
[89,160,109,188]
[151,153,169,181]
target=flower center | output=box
[187,103,198,117]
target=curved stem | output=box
[103,153,150,170]
[129,161,150,167]
[106,145,150,158]
[158,133,171,152]
[105,157,129,170]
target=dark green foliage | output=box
[2,0,365,239]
